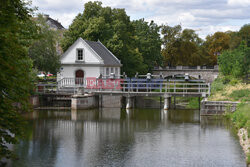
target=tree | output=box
[218,42,250,77]
[61,1,148,76]
[204,32,231,64]
[161,24,182,66]
[132,19,162,71]
[161,25,208,66]
[239,24,250,47]
[0,0,36,160]
[29,14,60,75]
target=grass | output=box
[228,103,250,135]
[209,75,250,102]
[186,97,201,109]
[247,153,250,165]
[226,103,250,164]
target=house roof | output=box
[44,15,64,30]
[84,39,121,66]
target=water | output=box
[11,109,245,167]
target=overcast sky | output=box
[32,0,250,38]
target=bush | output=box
[218,42,250,78]
[211,77,225,93]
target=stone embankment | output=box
[238,128,250,166]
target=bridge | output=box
[36,73,210,110]
[153,65,219,83]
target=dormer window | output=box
[77,48,84,61]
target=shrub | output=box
[218,42,250,78]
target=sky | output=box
[32,0,250,39]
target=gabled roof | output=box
[84,39,121,66]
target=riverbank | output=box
[209,76,250,164]
[226,103,250,165]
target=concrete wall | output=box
[200,100,238,115]
[101,95,122,108]
[71,95,98,110]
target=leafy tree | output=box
[0,0,36,160]
[161,24,182,66]
[29,14,60,75]
[218,42,250,77]
[161,25,208,66]
[61,1,148,76]
[239,24,250,47]
[204,32,231,64]
[132,19,162,71]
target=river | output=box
[10,108,245,167]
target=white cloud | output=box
[32,0,250,37]
[228,0,250,6]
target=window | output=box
[77,49,84,61]
[115,68,118,76]
[106,68,109,76]
[111,67,114,73]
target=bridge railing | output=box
[154,65,218,70]
[86,78,210,96]
[37,77,210,96]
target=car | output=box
[37,73,45,78]
[47,73,53,77]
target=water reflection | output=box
[11,108,245,167]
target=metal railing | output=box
[36,77,210,96]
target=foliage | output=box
[229,89,250,101]
[29,14,60,75]
[211,77,227,93]
[218,42,250,77]
[0,0,36,160]
[239,24,250,47]
[161,25,210,66]
[61,1,151,76]
[204,32,231,64]
[132,19,162,71]
[230,103,250,134]
[186,97,200,109]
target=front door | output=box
[75,70,84,85]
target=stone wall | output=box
[153,68,219,83]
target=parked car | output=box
[37,73,45,78]
[47,73,53,77]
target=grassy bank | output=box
[210,76,250,165]
[226,103,250,165]
[208,76,250,102]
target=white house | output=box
[58,37,122,83]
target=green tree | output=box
[132,19,162,71]
[218,42,250,77]
[29,14,60,75]
[61,1,148,76]
[161,24,182,66]
[239,24,250,47]
[0,0,36,160]
[161,25,207,66]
